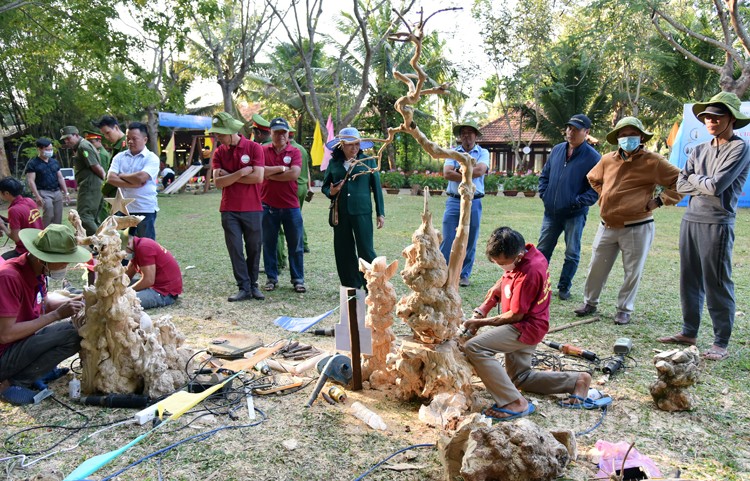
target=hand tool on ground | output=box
[542,340,599,362]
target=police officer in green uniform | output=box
[322,127,385,289]
[84,130,111,172]
[93,115,128,218]
[60,126,105,235]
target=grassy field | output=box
[1,188,749,480]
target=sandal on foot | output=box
[657,334,697,346]
[702,348,729,361]
[293,283,307,293]
[264,281,277,291]
[559,394,613,410]
[482,403,536,422]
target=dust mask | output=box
[617,136,641,153]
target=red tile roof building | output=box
[477,111,558,173]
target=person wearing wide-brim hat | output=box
[208,111,267,302]
[322,127,384,290]
[657,91,750,361]
[0,224,91,405]
[441,120,490,287]
[575,115,682,326]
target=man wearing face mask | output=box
[658,92,750,361]
[24,137,70,227]
[0,224,91,405]
[462,227,593,421]
[120,231,182,310]
[574,117,682,325]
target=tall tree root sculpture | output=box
[650,346,702,412]
[68,210,192,398]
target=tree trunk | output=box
[0,134,10,177]
[146,107,160,154]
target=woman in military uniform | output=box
[322,128,385,289]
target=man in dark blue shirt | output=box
[24,138,70,227]
[536,114,600,300]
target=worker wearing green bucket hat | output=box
[658,91,750,361]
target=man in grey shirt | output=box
[658,92,750,361]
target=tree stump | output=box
[439,414,569,481]
[70,211,192,398]
[649,346,702,412]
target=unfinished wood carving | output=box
[359,256,399,388]
[68,208,192,398]
[650,346,702,412]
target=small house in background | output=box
[478,111,556,173]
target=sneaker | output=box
[573,303,597,316]
[459,277,471,287]
[558,290,571,300]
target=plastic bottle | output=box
[69,375,81,400]
[350,402,387,430]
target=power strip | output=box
[134,404,159,425]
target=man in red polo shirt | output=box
[0,224,90,405]
[210,112,266,302]
[1,177,44,260]
[122,232,182,310]
[462,227,593,421]
[261,117,305,293]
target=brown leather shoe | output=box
[573,303,597,317]
[614,312,631,325]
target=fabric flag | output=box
[204,130,213,150]
[311,120,325,166]
[321,114,335,171]
[165,132,175,166]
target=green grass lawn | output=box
[1,188,749,480]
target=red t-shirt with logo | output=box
[212,136,265,212]
[476,244,551,345]
[261,144,301,208]
[0,254,46,356]
[8,196,43,254]
[132,237,182,297]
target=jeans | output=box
[221,211,263,292]
[129,212,157,240]
[137,288,177,310]
[440,197,482,280]
[262,205,304,285]
[536,213,586,292]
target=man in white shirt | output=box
[106,122,160,239]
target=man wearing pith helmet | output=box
[574,116,682,325]
[209,112,266,302]
[441,120,490,288]
[0,224,91,405]
[658,92,750,361]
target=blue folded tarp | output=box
[274,309,337,332]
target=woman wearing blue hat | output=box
[322,128,385,289]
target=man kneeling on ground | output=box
[122,231,182,310]
[0,224,91,405]
[462,226,591,421]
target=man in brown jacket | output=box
[573,117,682,325]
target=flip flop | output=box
[559,394,613,410]
[0,386,38,406]
[657,334,697,346]
[482,403,536,422]
[264,281,277,292]
[702,348,729,361]
[293,283,307,293]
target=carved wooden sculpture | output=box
[358,256,399,388]
[650,346,702,412]
[68,207,192,398]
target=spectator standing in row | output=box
[261,117,306,293]
[574,117,681,325]
[440,120,490,288]
[84,131,111,172]
[659,92,750,361]
[24,137,70,227]
[209,112,266,302]
[60,126,105,236]
[94,115,127,218]
[537,114,600,300]
[107,122,161,240]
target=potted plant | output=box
[520,174,540,197]
[502,175,522,196]
[484,173,502,195]
[380,171,406,194]
[426,174,448,195]
[408,173,427,195]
